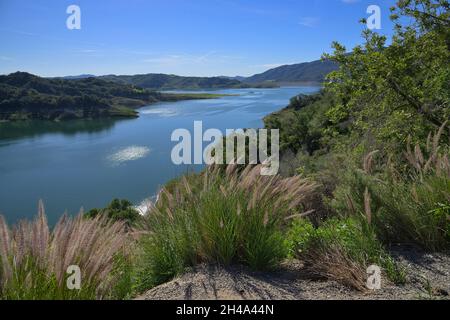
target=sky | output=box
[0,0,397,77]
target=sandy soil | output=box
[136,246,450,300]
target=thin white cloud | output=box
[195,51,217,62]
[71,49,104,58]
[142,55,185,65]
[142,51,230,66]
[0,28,38,37]
[299,17,319,28]
[250,62,296,70]
[213,0,287,17]
[0,56,13,61]
[120,49,155,56]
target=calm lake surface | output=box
[0,87,320,224]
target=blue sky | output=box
[0,0,396,77]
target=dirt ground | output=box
[136,246,449,300]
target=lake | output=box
[0,86,320,224]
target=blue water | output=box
[0,86,320,224]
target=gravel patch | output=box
[136,246,450,300]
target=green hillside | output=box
[0,72,222,121]
[244,59,338,84]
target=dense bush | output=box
[332,124,450,251]
[264,91,338,155]
[286,217,405,290]
[86,198,142,227]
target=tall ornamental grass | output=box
[134,164,317,291]
[332,122,450,251]
[0,202,133,300]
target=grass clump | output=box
[286,217,405,291]
[332,123,450,251]
[134,164,317,291]
[0,202,133,300]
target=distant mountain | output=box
[60,74,96,80]
[219,75,247,82]
[45,57,337,91]
[243,59,338,84]
[98,74,244,90]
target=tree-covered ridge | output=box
[98,73,280,89]
[99,73,240,89]
[1,72,147,98]
[0,72,223,121]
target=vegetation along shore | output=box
[0,72,230,121]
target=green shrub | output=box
[133,164,317,292]
[429,202,450,240]
[372,176,450,250]
[333,174,450,251]
[331,125,450,251]
[286,217,405,290]
[86,198,142,227]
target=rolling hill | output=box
[54,58,337,90]
[0,72,222,121]
[243,59,338,84]
[98,74,244,90]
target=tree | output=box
[86,199,141,226]
[323,0,449,152]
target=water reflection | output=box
[0,118,131,144]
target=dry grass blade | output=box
[363,150,379,174]
[303,244,367,292]
[405,122,449,176]
[284,209,316,221]
[364,187,372,225]
[0,215,12,285]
